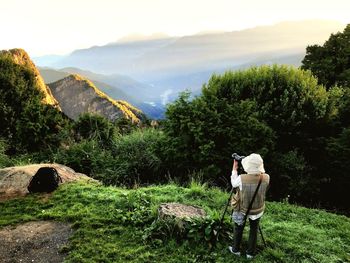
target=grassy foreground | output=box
[0,181,349,263]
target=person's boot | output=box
[228,246,241,256]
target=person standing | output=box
[228,153,270,259]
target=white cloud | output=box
[160,89,173,105]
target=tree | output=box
[163,91,275,184]
[317,86,350,213]
[301,24,350,89]
[301,25,350,213]
[0,54,68,153]
[324,127,350,212]
[163,65,329,202]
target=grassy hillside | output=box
[1,181,349,262]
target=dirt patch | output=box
[0,221,73,263]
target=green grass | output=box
[0,181,349,263]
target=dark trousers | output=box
[233,218,260,255]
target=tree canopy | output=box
[163,65,332,202]
[0,54,68,153]
[301,24,350,89]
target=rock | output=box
[0,163,94,201]
[158,203,206,220]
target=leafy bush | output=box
[72,113,116,148]
[163,91,275,182]
[109,128,167,186]
[114,117,139,135]
[143,214,232,248]
[115,190,154,226]
[163,65,329,201]
[52,139,115,177]
[51,128,167,187]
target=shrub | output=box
[52,139,115,177]
[163,65,328,196]
[72,113,116,148]
[51,128,167,187]
[109,128,167,186]
[143,214,232,248]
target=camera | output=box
[232,153,245,161]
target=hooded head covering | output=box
[241,153,265,174]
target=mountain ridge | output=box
[41,20,344,77]
[0,49,61,110]
[48,74,145,123]
[39,67,164,119]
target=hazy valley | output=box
[33,20,345,118]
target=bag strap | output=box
[242,174,263,227]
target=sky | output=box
[0,0,349,56]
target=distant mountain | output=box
[127,20,343,81]
[39,66,156,101]
[33,54,64,68]
[34,20,345,112]
[50,37,178,76]
[38,67,68,83]
[1,49,61,110]
[59,67,155,101]
[39,67,165,119]
[116,33,170,43]
[39,67,134,102]
[48,74,145,123]
[41,20,344,78]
